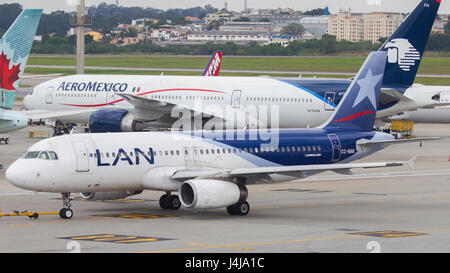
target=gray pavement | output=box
[1,123,450,253]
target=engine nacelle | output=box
[179,179,247,209]
[89,108,140,133]
[79,190,143,201]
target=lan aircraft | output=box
[0,9,42,134]
[23,0,446,132]
[6,52,436,219]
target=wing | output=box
[170,158,415,182]
[117,93,229,121]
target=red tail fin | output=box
[202,51,222,76]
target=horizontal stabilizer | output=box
[356,137,441,147]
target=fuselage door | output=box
[327,134,342,162]
[231,90,242,108]
[106,90,115,105]
[45,86,54,104]
[324,92,335,111]
[72,141,89,172]
[183,146,199,168]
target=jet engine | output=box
[89,108,145,133]
[79,190,143,201]
[179,179,247,209]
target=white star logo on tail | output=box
[352,68,383,110]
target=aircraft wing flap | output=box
[117,93,228,120]
[117,93,173,113]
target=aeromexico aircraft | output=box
[0,9,42,134]
[6,52,437,219]
[23,0,445,132]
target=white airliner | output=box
[6,52,436,219]
[23,0,448,131]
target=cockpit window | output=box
[48,151,58,160]
[23,151,40,159]
[23,151,58,160]
[39,152,50,160]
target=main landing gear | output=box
[59,193,73,219]
[159,192,181,210]
[226,201,250,216]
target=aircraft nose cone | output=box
[6,161,27,190]
[23,95,32,110]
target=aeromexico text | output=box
[57,81,128,92]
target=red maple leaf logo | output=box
[0,52,21,91]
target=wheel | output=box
[226,206,236,215]
[4,138,8,144]
[59,208,73,219]
[168,195,181,210]
[227,201,250,216]
[159,194,169,209]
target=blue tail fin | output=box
[322,52,387,132]
[380,0,440,87]
[202,51,222,76]
[0,9,42,109]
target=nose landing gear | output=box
[59,193,73,219]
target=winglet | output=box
[406,156,417,170]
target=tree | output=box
[445,22,450,34]
[281,23,306,36]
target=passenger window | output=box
[318,146,322,151]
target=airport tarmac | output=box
[1,124,450,253]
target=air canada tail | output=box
[380,0,440,87]
[202,51,223,76]
[0,9,42,110]
[322,51,387,132]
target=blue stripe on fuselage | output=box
[180,129,376,167]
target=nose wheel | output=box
[59,193,73,219]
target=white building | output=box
[187,31,270,44]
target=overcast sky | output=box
[3,0,450,14]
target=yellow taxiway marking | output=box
[327,201,354,206]
[362,200,390,203]
[431,196,450,199]
[139,235,361,253]
[396,198,422,201]
[141,227,450,253]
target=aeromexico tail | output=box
[0,9,42,134]
[7,51,437,218]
